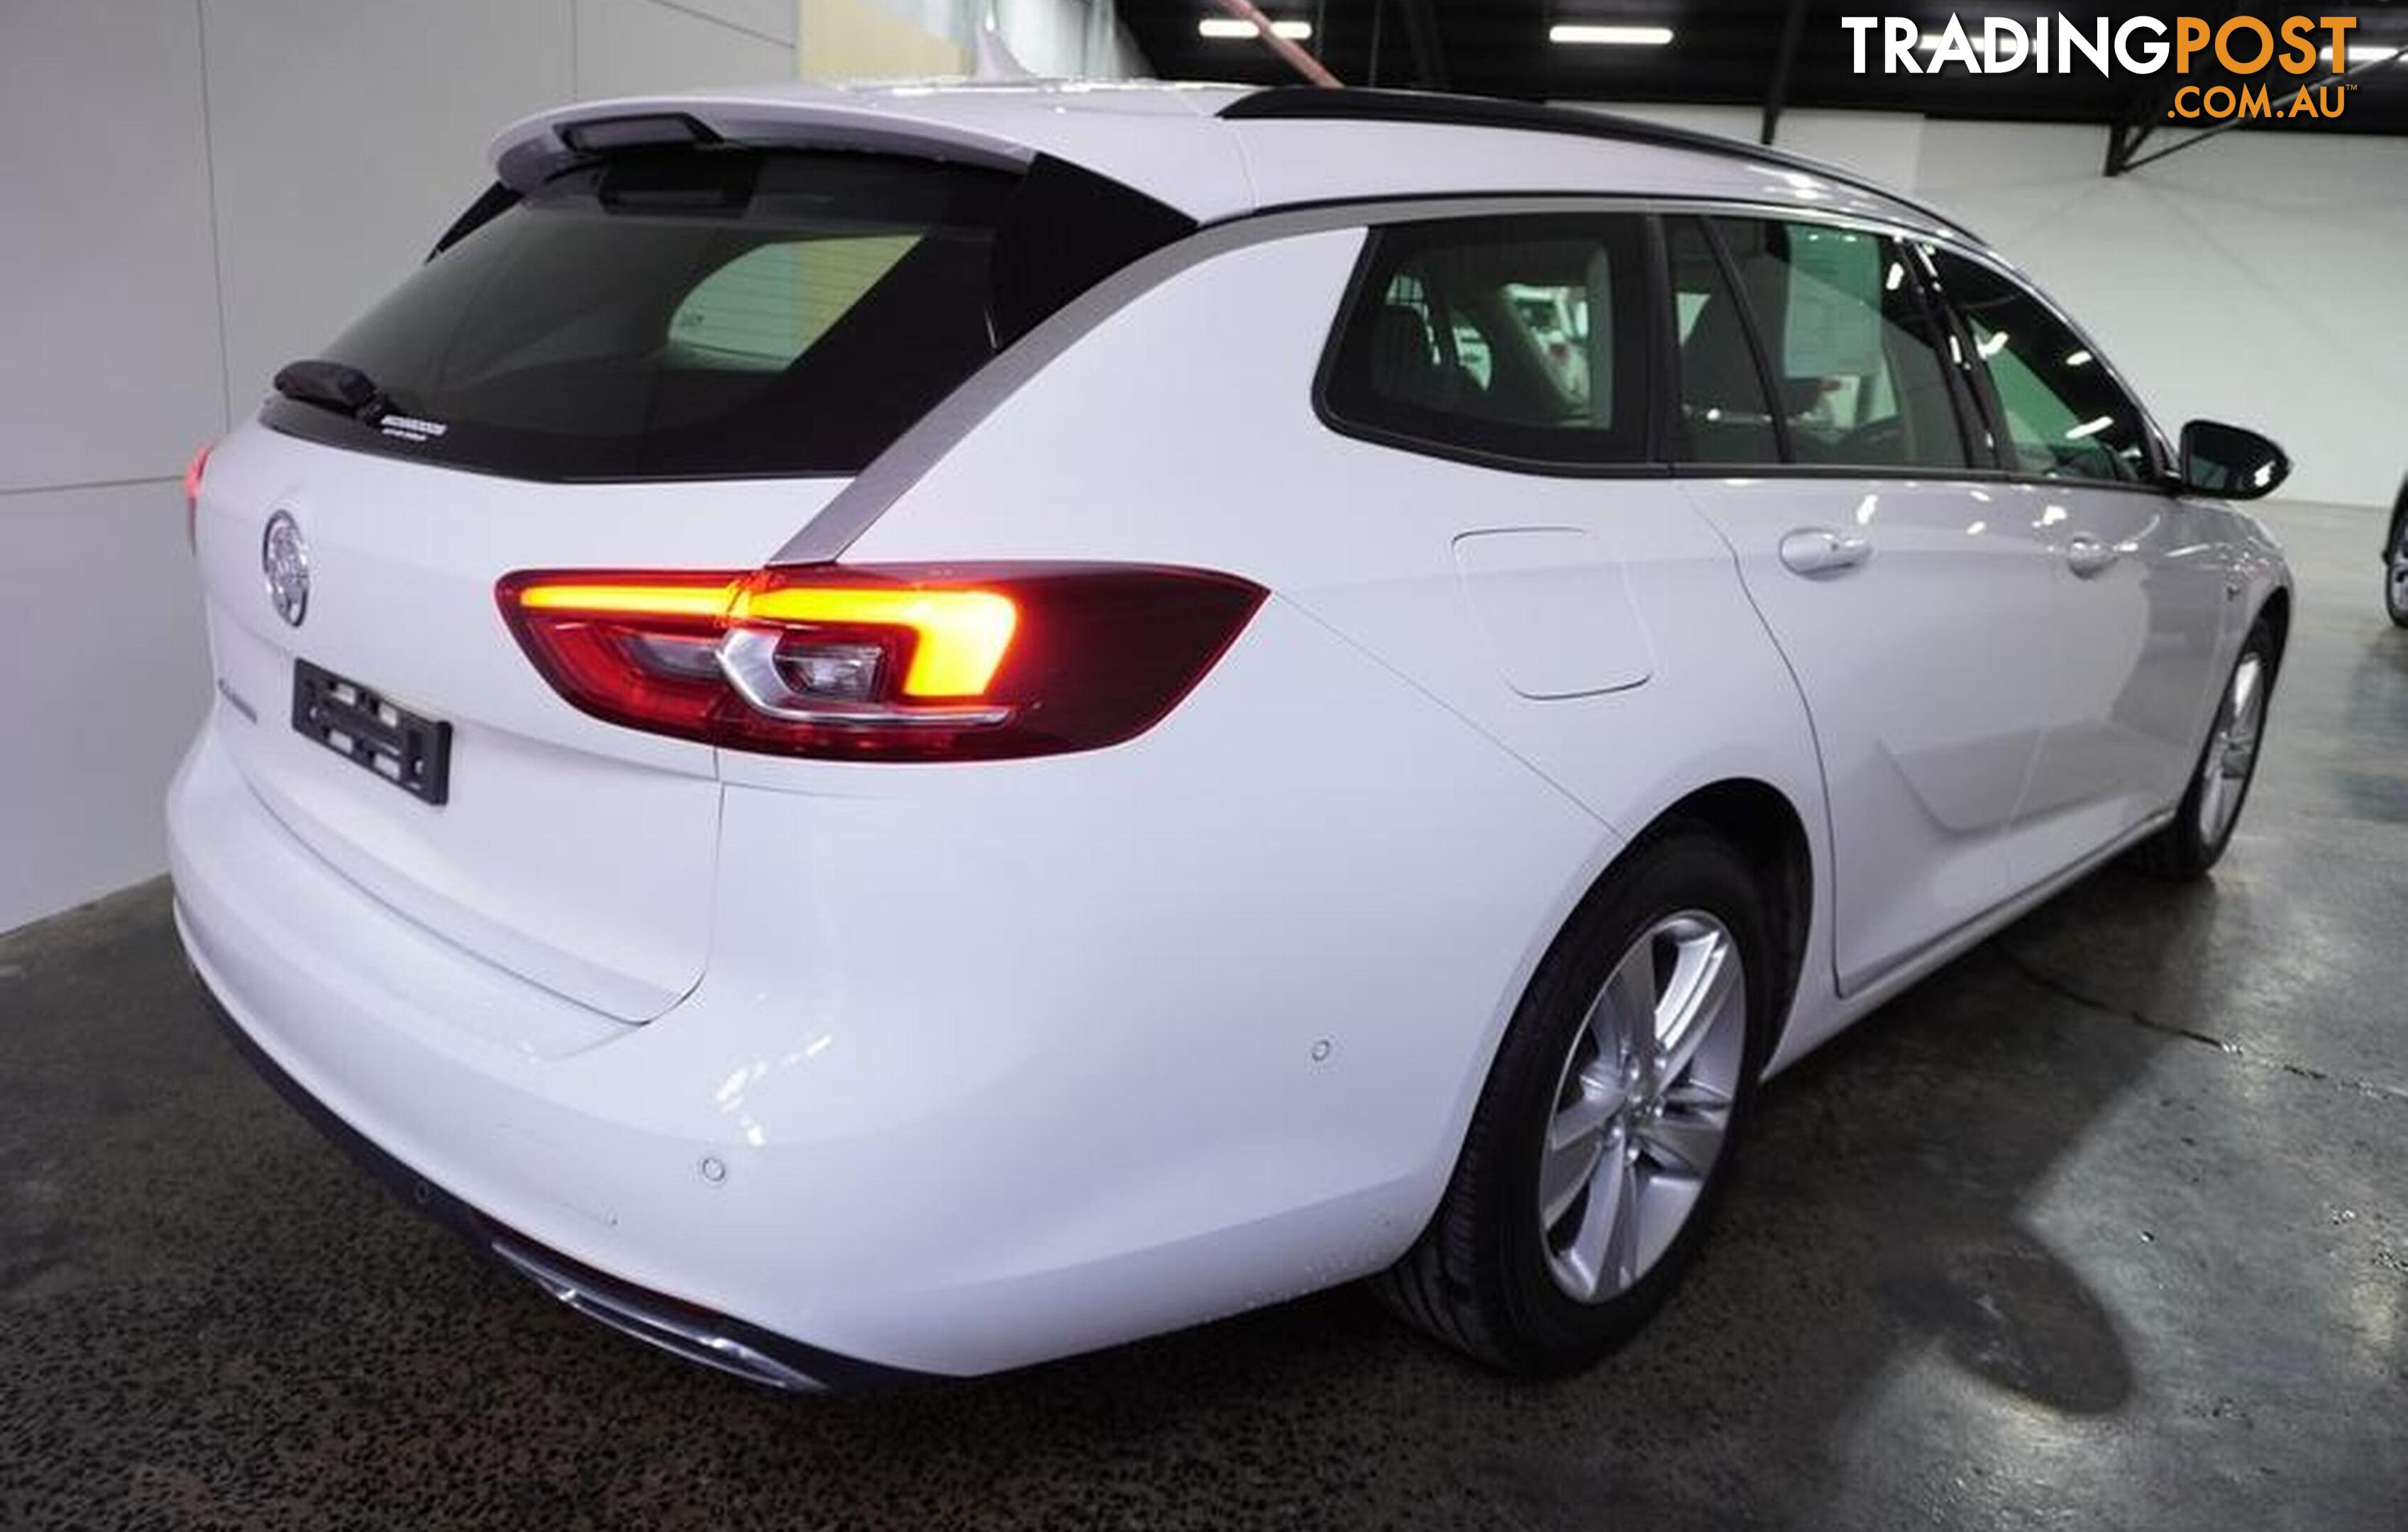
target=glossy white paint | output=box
[173,590,1608,1375]
[2006,481,2240,884]
[1450,529,1655,699]
[1682,475,2063,993]
[167,84,2291,1381]
[188,428,839,1019]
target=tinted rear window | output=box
[1318,215,1653,472]
[262,150,1172,482]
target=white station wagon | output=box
[170,82,2293,1389]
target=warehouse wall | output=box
[1916,121,2408,510]
[0,0,795,934]
[1586,102,2408,507]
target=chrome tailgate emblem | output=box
[262,510,310,628]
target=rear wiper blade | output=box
[272,358,387,419]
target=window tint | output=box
[1665,217,1779,465]
[1321,216,1650,469]
[1713,218,1971,472]
[1931,252,2154,484]
[260,150,1190,482]
[666,235,918,370]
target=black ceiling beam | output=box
[2105,0,2262,173]
[2103,118,2155,174]
[1760,0,1808,145]
[2116,45,2407,173]
[1394,0,1447,90]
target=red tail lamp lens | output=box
[183,440,213,549]
[496,564,1266,762]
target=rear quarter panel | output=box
[717,222,1849,1337]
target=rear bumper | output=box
[171,718,926,1388]
[167,593,1610,1377]
[190,979,909,1393]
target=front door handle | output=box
[2065,536,2121,578]
[1778,528,1873,577]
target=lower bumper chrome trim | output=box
[487,1237,824,1393]
[187,958,927,1394]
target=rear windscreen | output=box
[260,149,1155,482]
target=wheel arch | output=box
[2255,584,2292,665]
[1378,775,1821,1358]
[1634,779,1815,1066]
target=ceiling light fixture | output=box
[1549,24,1675,46]
[1200,17,1313,40]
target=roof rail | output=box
[1218,87,1976,240]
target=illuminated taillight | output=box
[183,440,213,550]
[496,563,1266,762]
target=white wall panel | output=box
[574,0,795,101]
[0,2,225,491]
[1774,109,1925,195]
[651,0,796,46]
[1914,122,2408,506]
[995,0,1086,77]
[0,0,822,934]
[201,0,572,417]
[0,482,211,933]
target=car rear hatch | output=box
[193,132,1191,1022]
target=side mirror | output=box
[2179,419,2290,500]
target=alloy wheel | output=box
[2196,651,2267,847]
[1539,911,1748,1303]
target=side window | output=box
[667,235,919,371]
[1713,218,1972,472]
[1930,252,2153,484]
[1665,217,1779,465]
[1321,216,1650,468]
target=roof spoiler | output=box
[489,92,1034,194]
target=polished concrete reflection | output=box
[3,501,2402,1530]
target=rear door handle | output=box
[2065,536,2121,578]
[1779,528,1873,577]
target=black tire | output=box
[2385,503,2408,628]
[2133,618,2277,879]
[1374,828,1776,1377]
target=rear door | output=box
[1670,215,2061,993]
[193,148,1029,1020]
[1928,249,2232,873]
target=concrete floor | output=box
[3,500,2403,1531]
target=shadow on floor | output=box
[2,877,2199,1532]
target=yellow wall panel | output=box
[799,0,966,80]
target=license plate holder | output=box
[291,659,452,806]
